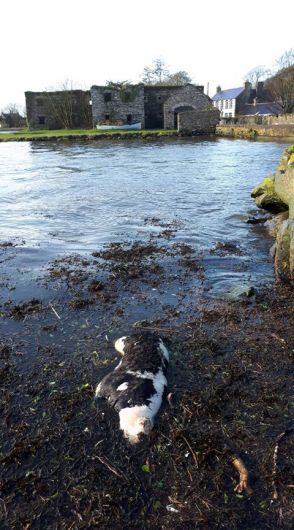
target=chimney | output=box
[244,80,251,92]
[216,85,221,94]
[256,81,264,98]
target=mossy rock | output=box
[288,154,294,167]
[251,176,288,213]
[277,154,289,173]
[275,220,294,282]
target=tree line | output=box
[245,48,294,113]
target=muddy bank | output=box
[0,230,293,529]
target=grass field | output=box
[0,128,177,141]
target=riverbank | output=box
[1,125,293,143]
[0,235,293,529]
[217,124,294,139]
[0,128,178,142]
[1,139,293,529]
[252,145,294,282]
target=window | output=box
[105,114,110,120]
[104,92,111,103]
[123,92,131,102]
[144,96,148,102]
[38,116,45,125]
[126,114,132,123]
[157,95,162,101]
[225,100,228,109]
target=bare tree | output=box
[266,65,294,113]
[1,103,24,127]
[163,70,192,85]
[276,48,294,70]
[43,80,92,129]
[44,80,75,129]
[141,58,170,85]
[244,65,270,86]
[262,48,294,113]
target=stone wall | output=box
[178,109,220,134]
[216,124,294,138]
[163,85,211,129]
[25,91,92,129]
[263,113,294,125]
[91,85,145,128]
[144,86,177,129]
[25,84,215,132]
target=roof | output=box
[212,87,244,101]
[238,102,281,116]
[144,83,204,90]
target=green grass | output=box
[0,128,177,142]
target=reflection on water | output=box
[0,137,290,295]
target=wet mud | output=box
[0,222,293,529]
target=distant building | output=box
[0,111,26,128]
[25,90,92,129]
[90,84,145,128]
[211,81,279,121]
[90,83,212,129]
[238,101,281,121]
[25,83,216,133]
[0,114,8,128]
[143,84,210,129]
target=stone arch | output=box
[172,104,196,129]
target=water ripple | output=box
[0,137,290,293]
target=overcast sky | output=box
[1,0,293,112]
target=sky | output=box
[1,0,294,113]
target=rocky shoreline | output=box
[252,145,294,282]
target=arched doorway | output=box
[173,105,195,129]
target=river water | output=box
[0,137,290,297]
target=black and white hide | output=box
[95,332,169,444]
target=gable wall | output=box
[163,85,211,129]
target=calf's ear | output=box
[114,336,128,355]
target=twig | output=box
[132,322,176,332]
[272,426,294,501]
[181,435,198,468]
[231,456,253,495]
[49,303,61,320]
[271,333,286,344]
[96,456,127,480]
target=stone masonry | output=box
[91,85,145,128]
[143,84,211,129]
[25,90,92,129]
[26,84,215,132]
[90,83,212,130]
[163,85,212,129]
[178,109,220,134]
